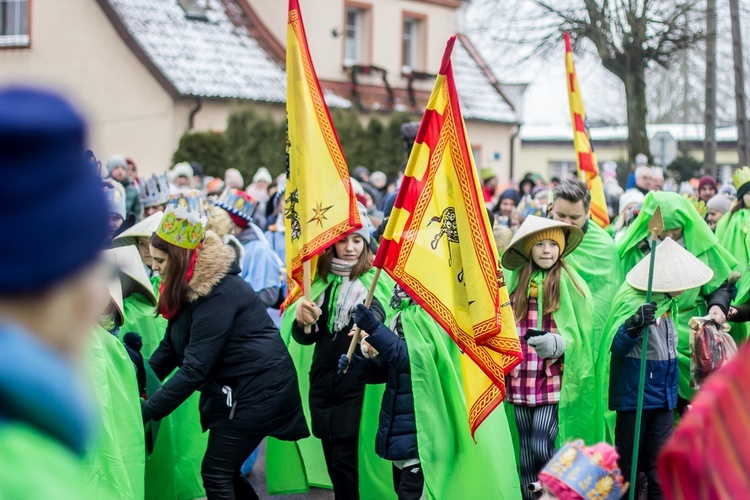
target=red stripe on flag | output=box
[415,108,445,152]
[568,73,575,93]
[574,114,586,133]
[578,152,595,172]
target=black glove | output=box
[354,304,381,334]
[338,354,368,378]
[624,302,657,338]
[123,332,146,397]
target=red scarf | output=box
[159,245,200,320]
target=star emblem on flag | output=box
[308,201,334,227]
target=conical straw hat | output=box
[104,246,157,305]
[626,237,714,293]
[113,211,164,247]
[502,215,584,270]
[106,274,124,327]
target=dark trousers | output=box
[615,409,673,500]
[392,463,424,500]
[321,437,360,500]
[202,427,263,500]
[515,404,558,500]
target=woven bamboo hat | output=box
[105,274,124,326]
[626,237,713,293]
[104,246,157,305]
[113,211,164,248]
[502,215,584,270]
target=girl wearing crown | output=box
[502,216,598,499]
[141,192,309,499]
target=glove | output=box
[338,354,368,378]
[624,302,657,338]
[524,328,546,341]
[123,332,146,397]
[527,333,565,359]
[354,304,381,334]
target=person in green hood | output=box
[550,179,623,358]
[616,191,737,404]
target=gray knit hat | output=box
[106,154,127,175]
[706,193,734,214]
[354,203,373,243]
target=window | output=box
[344,3,370,67]
[548,161,578,181]
[401,14,425,72]
[0,0,29,47]
[471,146,482,169]
[177,0,208,21]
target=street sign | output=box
[650,131,678,167]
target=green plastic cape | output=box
[265,269,397,498]
[565,222,623,358]
[506,266,600,446]
[594,284,677,443]
[0,422,88,499]
[616,192,738,399]
[121,292,207,500]
[82,326,146,500]
[715,207,750,343]
[397,303,522,499]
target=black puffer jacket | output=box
[143,231,309,441]
[358,318,418,461]
[291,284,385,440]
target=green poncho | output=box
[83,326,145,500]
[616,192,738,399]
[714,207,750,343]
[396,302,521,499]
[507,266,600,446]
[565,221,623,358]
[121,292,207,500]
[594,284,677,443]
[265,268,397,498]
[0,423,88,499]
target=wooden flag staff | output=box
[343,267,382,373]
[629,206,663,500]
[303,260,312,334]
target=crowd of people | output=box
[4,86,750,500]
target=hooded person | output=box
[0,87,109,499]
[212,188,283,309]
[169,162,194,191]
[104,179,129,242]
[113,211,164,288]
[596,238,714,498]
[705,193,734,232]
[494,188,521,220]
[550,180,623,359]
[503,216,600,498]
[617,191,737,402]
[266,207,398,499]
[107,154,142,221]
[138,172,170,218]
[141,190,309,498]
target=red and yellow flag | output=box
[284,0,361,306]
[374,36,523,437]
[564,32,610,228]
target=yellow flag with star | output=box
[283,0,361,306]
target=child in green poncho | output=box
[600,238,715,499]
[502,216,597,499]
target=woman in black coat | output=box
[142,229,309,499]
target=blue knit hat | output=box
[0,87,108,294]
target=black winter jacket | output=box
[358,318,418,461]
[291,283,385,440]
[143,231,309,441]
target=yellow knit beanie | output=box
[522,227,566,257]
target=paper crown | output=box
[212,188,256,224]
[684,195,707,217]
[733,166,750,191]
[138,172,170,208]
[156,190,208,249]
[540,440,626,500]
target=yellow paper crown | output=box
[733,166,750,190]
[156,191,208,249]
[683,195,707,217]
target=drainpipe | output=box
[188,97,203,131]
[509,123,521,181]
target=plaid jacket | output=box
[507,297,564,406]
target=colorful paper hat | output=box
[212,188,256,224]
[104,246,156,305]
[156,190,208,249]
[627,237,713,293]
[539,440,627,500]
[113,210,163,248]
[138,172,170,208]
[733,166,750,197]
[502,215,583,270]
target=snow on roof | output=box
[521,123,739,143]
[453,38,519,123]
[106,0,350,107]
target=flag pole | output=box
[303,260,312,334]
[343,267,382,373]
[629,206,663,500]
